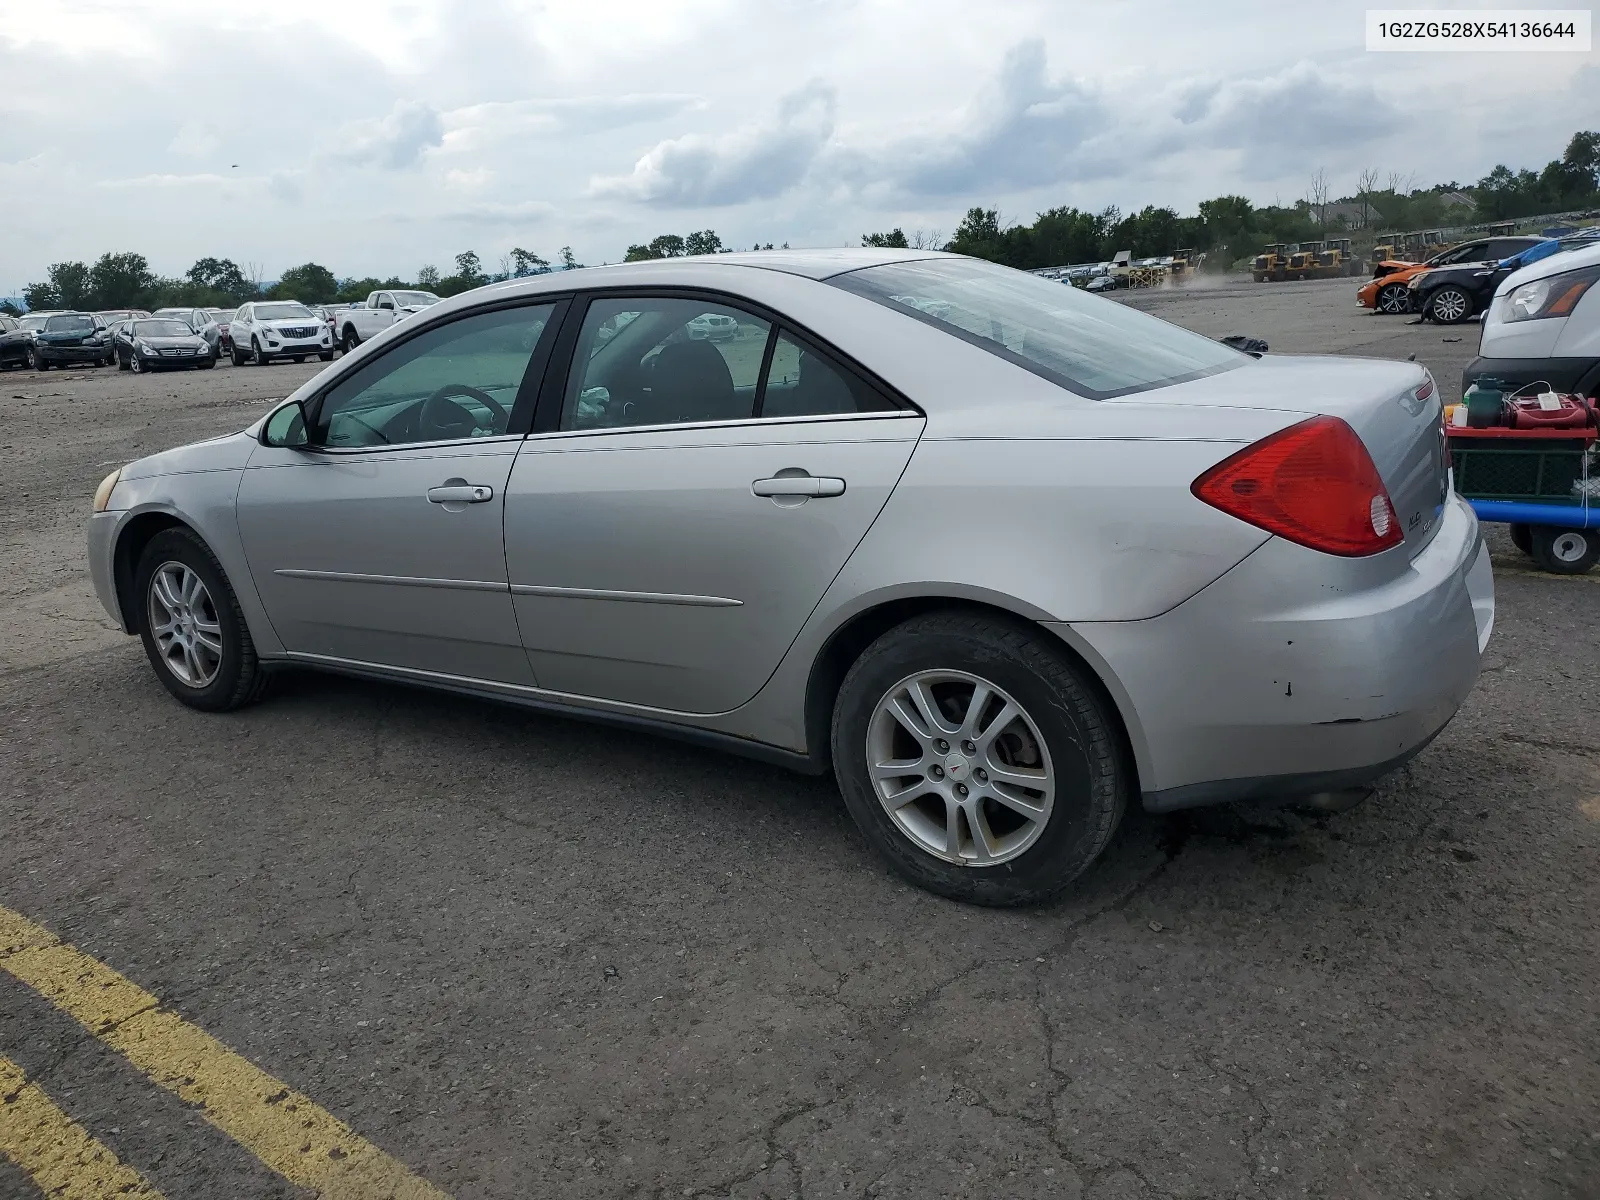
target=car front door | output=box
[504,294,924,714]
[236,298,564,683]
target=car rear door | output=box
[503,293,923,714]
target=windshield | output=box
[389,292,440,308]
[832,257,1243,398]
[19,315,50,330]
[133,319,195,338]
[254,303,313,320]
[44,314,96,333]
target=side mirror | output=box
[262,400,310,448]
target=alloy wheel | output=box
[866,669,1055,866]
[1431,289,1470,322]
[1377,285,1409,314]
[147,562,223,688]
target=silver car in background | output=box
[86,250,1493,905]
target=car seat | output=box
[641,340,744,424]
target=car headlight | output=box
[1505,265,1600,322]
[93,468,122,513]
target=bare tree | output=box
[242,261,265,293]
[1357,166,1380,229]
[498,253,514,281]
[1306,168,1331,229]
[1386,170,1417,196]
[910,228,945,250]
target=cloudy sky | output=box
[2,0,1596,292]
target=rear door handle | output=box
[751,475,846,498]
[426,484,494,504]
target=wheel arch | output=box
[800,593,1146,793]
[111,511,194,632]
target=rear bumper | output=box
[1060,494,1491,811]
[1462,355,1600,398]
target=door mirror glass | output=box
[263,401,309,448]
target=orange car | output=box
[1357,235,1548,314]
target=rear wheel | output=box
[231,342,247,366]
[1509,523,1532,555]
[1377,283,1411,314]
[1531,526,1599,575]
[134,528,269,711]
[1428,286,1473,324]
[342,327,360,353]
[831,612,1127,907]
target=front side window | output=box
[312,303,555,448]
[562,297,771,430]
[832,257,1242,399]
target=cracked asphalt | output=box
[2,277,1598,1199]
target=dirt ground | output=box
[1,277,1596,1199]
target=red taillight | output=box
[1415,377,1434,402]
[1191,416,1403,557]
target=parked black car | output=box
[1413,236,1584,324]
[113,317,217,372]
[33,312,114,369]
[0,315,31,369]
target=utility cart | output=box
[1447,424,1598,574]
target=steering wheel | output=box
[417,384,509,441]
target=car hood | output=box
[120,430,259,481]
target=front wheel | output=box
[131,352,144,373]
[1376,283,1411,314]
[135,528,269,711]
[1428,286,1473,324]
[197,358,215,370]
[318,352,334,361]
[831,612,1128,907]
[252,339,271,366]
[1531,526,1599,575]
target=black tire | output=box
[1376,283,1411,314]
[1530,525,1599,575]
[117,352,129,371]
[252,338,271,366]
[134,527,269,711]
[231,342,248,367]
[342,327,360,353]
[35,357,49,372]
[1427,286,1474,324]
[1509,523,1533,555]
[830,611,1128,907]
[197,358,215,370]
[292,355,305,363]
[318,352,334,362]
[130,352,144,374]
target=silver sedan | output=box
[86,250,1494,905]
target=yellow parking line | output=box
[0,1055,164,1199]
[0,905,449,1199]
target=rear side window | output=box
[832,257,1242,399]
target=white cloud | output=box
[167,121,219,159]
[588,82,835,207]
[333,100,445,169]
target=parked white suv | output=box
[229,301,335,366]
[1464,239,1600,400]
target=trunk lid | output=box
[1116,354,1448,558]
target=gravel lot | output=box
[1,277,1597,1199]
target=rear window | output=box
[831,257,1243,398]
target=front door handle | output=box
[751,475,846,498]
[427,484,494,504]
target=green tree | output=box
[559,246,582,270]
[334,276,382,303]
[84,252,158,308]
[624,243,661,261]
[945,208,1007,261]
[861,228,909,248]
[416,265,441,288]
[268,262,338,303]
[0,301,19,317]
[648,234,685,258]
[454,251,486,286]
[684,230,724,255]
[509,247,550,276]
[25,261,91,311]
[185,257,255,303]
